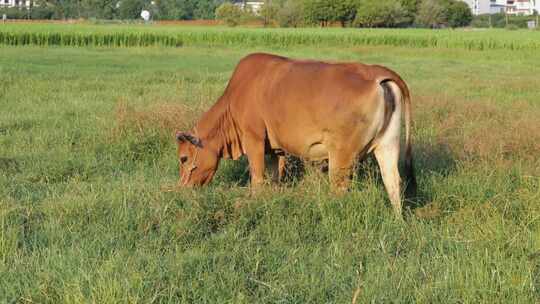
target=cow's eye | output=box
[180,156,188,164]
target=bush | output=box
[277,0,304,28]
[118,0,146,20]
[354,0,408,28]
[472,13,532,28]
[415,0,446,28]
[303,0,332,27]
[0,7,30,19]
[259,2,279,26]
[506,24,519,31]
[30,6,55,20]
[215,2,243,27]
[446,0,472,28]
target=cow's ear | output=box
[176,132,203,148]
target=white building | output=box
[0,0,31,7]
[462,0,539,15]
[462,0,491,15]
[506,0,537,15]
[234,1,264,15]
[490,0,508,14]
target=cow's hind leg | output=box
[374,141,402,217]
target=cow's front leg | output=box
[328,149,356,193]
[244,138,266,189]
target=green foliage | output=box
[260,0,304,28]
[260,2,279,26]
[0,7,31,19]
[2,0,222,20]
[446,0,472,28]
[117,0,146,20]
[506,23,519,31]
[1,0,477,28]
[303,0,332,26]
[303,0,356,27]
[332,0,356,27]
[276,0,304,27]
[154,0,196,20]
[354,0,408,28]
[416,0,472,28]
[81,0,118,19]
[194,0,220,19]
[215,2,243,26]
[472,13,536,29]
[30,6,55,19]
[416,0,447,28]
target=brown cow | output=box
[176,53,416,216]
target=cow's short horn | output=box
[176,132,203,148]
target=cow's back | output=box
[226,53,384,159]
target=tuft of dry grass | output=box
[415,95,540,169]
[113,98,205,138]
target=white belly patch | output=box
[306,143,328,161]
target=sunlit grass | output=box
[1,24,540,50]
[0,42,539,303]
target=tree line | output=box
[1,0,473,28]
[257,0,472,28]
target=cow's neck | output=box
[195,98,243,160]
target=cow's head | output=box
[175,131,219,187]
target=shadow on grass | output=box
[217,154,308,187]
[214,141,458,209]
[0,157,21,175]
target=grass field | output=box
[1,25,540,303]
[2,23,540,50]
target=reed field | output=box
[1,23,540,50]
[1,24,539,303]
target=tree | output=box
[215,2,242,26]
[415,0,446,28]
[332,0,356,27]
[446,0,472,28]
[399,0,420,25]
[118,0,146,19]
[260,1,279,26]
[276,0,304,27]
[41,0,81,19]
[416,0,472,28]
[193,0,221,19]
[81,0,118,19]
[303,0,332,26]
[154,0,197,20]
[354,0,408,28]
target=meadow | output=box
[1,24,539,303]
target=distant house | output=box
[462,0,491,15]
[461,0,539,16]
[506,0,538,15]
[234,1,264,15]
[490,0,509,14]
[0,0,31,8]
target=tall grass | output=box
[1,41,539,302]
[1,24,540,50]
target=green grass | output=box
[1,23,540,50]
[1,26,540,303]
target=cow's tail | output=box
[378,76,417,200]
